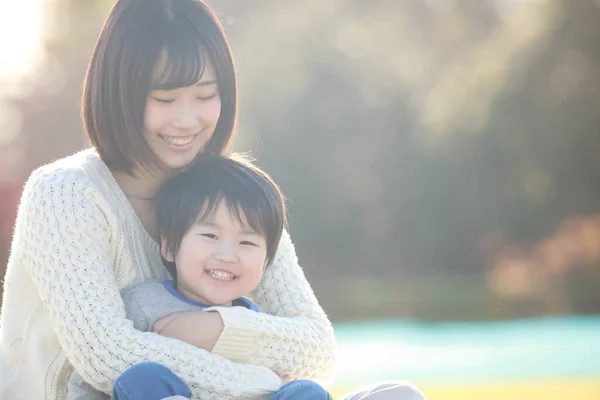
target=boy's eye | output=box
[200,233,218,239]
[240,240,257,247]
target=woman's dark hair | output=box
[82,0,237,173]
[155,154,287,279]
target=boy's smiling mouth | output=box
[206,269,236,281]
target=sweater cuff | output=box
[205,306,259,363]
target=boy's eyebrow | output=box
[195,220,218,227]
[195,220,261,235]
[240,229,262,236]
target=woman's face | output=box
[143,59,221,170]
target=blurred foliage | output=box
[2,0,600,322]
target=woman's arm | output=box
[153,230,337,384]
[16,168,281,399]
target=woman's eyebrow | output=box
[195,80,218,87]
[149,80,218,91]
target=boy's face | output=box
[161,200,268,307]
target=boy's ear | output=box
[160,236,175,262]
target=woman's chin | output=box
[160,152,201,170]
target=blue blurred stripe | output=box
[332,316,600,386]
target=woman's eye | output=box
[200,233,218,239]
[196,93,217,101]
[153,97,174,104]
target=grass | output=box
[329,379,600,400]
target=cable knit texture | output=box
[0,149,336,400]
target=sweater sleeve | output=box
[209,230,337,385]
[16,168,281,399]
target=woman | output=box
[0,0,426,399]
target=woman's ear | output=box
[160,236,175,262]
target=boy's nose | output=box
[214,246,237,263]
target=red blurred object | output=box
[0,182,23,300]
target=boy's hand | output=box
[152,313,178,335]
[152,310,225,351]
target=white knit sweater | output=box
[0,149,336,400]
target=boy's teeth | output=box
[160,134,195,146]
[207,270,235,281]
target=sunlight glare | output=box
[0,0,45,86]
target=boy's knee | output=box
[113,362,191,400]
[277,380,332,399]
[117,362,171,382]
[294,379,328,392]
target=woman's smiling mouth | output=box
[159,133,197,147]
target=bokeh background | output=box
[1,0,600,399]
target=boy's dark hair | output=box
[155,154,287,279]
[83,0,237,174]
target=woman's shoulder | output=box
[273,229,295,263]
[24,148,110,196]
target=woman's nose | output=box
[170,103,199,129]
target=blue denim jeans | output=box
[111,362,332,400]
[111,362,191,400]
[271,380,332,400]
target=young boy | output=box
[68,155,332,400]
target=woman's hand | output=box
[153,310,225,351]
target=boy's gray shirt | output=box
[67,280,256,400]
[121,279,221,332]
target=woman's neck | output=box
[112,166,172,241]
[113,167,167,200]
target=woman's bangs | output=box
[151,29,207,90]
